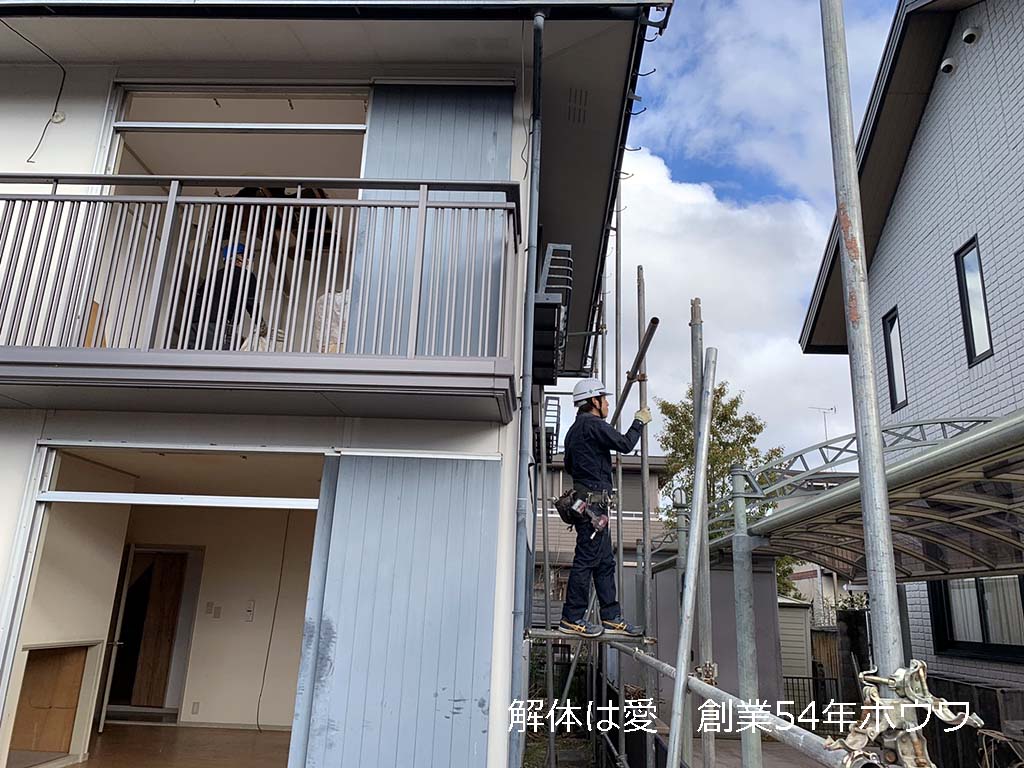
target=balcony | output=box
[0,175,520,421]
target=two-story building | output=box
[756,0,1024,761]
[0,1,672,767]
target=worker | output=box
[558,377,651,638]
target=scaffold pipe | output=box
[608,317,660,427]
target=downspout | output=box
[509,10,545,768]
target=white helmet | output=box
[572,378,609,406]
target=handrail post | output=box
[142,179,180,350]
[407,183,429,357]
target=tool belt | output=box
[553,487,615,528]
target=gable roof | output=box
[800,0,972,353]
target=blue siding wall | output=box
[295,454,501,768]
[363,85,514,195]
[345,86,514,356]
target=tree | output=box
[656,381,798,596]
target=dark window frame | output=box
[928,577,1024,664]
[954,237,995,367]
[882,307,908,412]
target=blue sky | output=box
[582,0,901,457]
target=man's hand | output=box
[634,407,652,425]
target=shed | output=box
[778,595,813,677]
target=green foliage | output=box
[656,381,785,521]
[775,556,801,598]
[657,381,796,596]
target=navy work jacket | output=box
[563,412,644,493]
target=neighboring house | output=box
[800,0,1024,730]
[0,2,670,768]
[790,562,844,628]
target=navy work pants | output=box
[560,511,620,623]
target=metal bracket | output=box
[826,659,984,768]
[694,661,718,687]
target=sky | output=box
[561,0,900,460]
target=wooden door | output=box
[11,646,89,753]
[130,553,187,707]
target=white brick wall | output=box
[904,582,1024,686]
[869,0,1024,427]
[868,0,1024,682]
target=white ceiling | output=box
[0,18,536,65]
[62,447,325,496]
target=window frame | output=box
[882,306,908,412]
[928,576,1024,663]
[954,237,995,367]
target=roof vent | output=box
[567,87,589,126]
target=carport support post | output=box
[730,468,763,768]
[819,0,906,687]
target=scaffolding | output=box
[514,0,989,766]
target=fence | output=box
[782,675,843,736]
[0,175,520,358]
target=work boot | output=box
[601,616,644,637]
[559,618,604,638]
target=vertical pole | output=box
[407,183,429,356]
[676,496,693,764]
[730,468,763,768]
[539,397,557,768]
[819,0,905,686]
[509,12,545,768]
[666,349,718,768]
[600,256,609,768]
[142,179,180,349]
[614,199,628,764]
[690,299,715,768]
[637,266,655,768]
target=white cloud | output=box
[557,151,855,458]
[635,0,893,205]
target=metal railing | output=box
[781,676,843,736]
[0,174,520,358]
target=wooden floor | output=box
[81,725,289,768]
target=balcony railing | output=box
[0,175,520,360]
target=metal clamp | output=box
[694,661,718,687]
[826,659,984,768]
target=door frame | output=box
[99,544,205,730]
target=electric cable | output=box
[1,20,67,163]
[256,508,292,733]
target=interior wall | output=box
[0,453,135,765]
[125,505,315,728]
[0,65,114,178]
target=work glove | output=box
[634,407,652,425]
